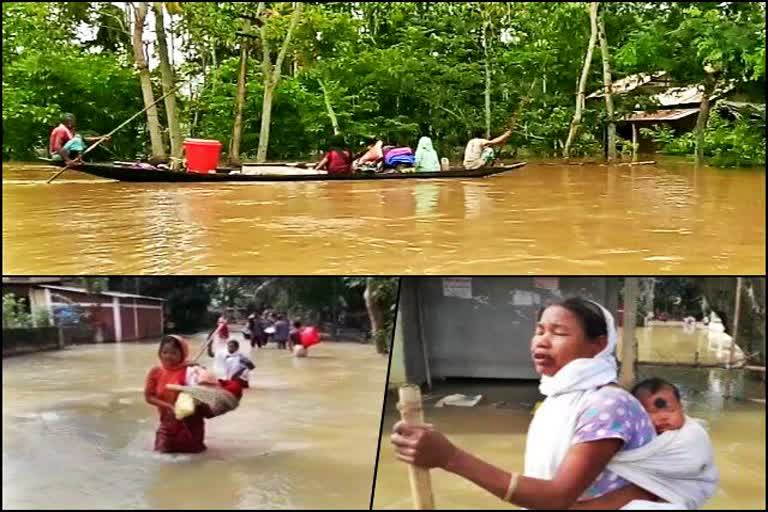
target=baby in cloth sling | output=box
[604,378,719,510]
[528,304,718,510]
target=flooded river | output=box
[374,326,766,510]
[2,333,387,509]
[3,159,764,274]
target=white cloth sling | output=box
[607,416,719,509]
[523,301,718,509]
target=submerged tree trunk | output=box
[319,79,340,136]
[229,42,249,165]
[695,77,716,166]
[256,3,303,162]
[564,2,599,159]
[131,2,166,160]
[256,85,275,162]
[153,3,182,162]
[596,6,616,162]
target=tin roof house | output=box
[588,72,763,154]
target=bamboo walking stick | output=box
[398,384,435,510]
[46,80,190,184]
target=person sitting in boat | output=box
[352,137,385,172]
[315,135,353,174]
[462,127,513,170]
[414,136,441,172]
[49,113,109,164]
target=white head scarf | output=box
[525,299,621,480]
[538,300,618,397]
[414,136,440,172]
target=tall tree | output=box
[228,40,250,164]
[596,5,617,161]
[153,2,183,162]
[256,2,304,162]
[564,2,599,159]
[130,1,166,160]
[228,4,264,165]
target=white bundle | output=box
[167,384,239,417]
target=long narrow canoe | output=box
[46,161,527,183]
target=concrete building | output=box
[391,277,620,388]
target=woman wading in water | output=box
[145,335,213,453]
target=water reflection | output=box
[3,159,764,274]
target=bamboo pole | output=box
[46,80,189,184]
[728,277,743,369]
[398,385,435,510]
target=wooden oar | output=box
[398,385,435,509]
[46,81,188,184]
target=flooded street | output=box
[3,159,764,275]
[374,326,766,509]
[624,325,748,366]
[2,333,387,509]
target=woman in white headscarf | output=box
[414,136,441,173]
[391,297,671,509]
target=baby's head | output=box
[227,339,240,354]
[631,377,686,434]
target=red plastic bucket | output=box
[184,138,222,173]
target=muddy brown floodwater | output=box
[374,326,766,510]
[2,158,764,274]
[2,333,387,509]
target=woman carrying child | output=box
[390,297,717,509]
[144,335,212,454]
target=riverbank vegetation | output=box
[2,2,764,166]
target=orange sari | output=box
[145,335,208,453]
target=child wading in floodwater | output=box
[144,335,212,453]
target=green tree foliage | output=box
[2,293,50,328]
[3,2,765,165]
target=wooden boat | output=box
[45,160,527,183]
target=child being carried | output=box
[172,339,254,420]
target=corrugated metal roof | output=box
[620,108,701,123]
[39,285,166,301]
[589,72,736,107]
[588,72,668,98]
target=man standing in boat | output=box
[462,127,513,170]
[49,113,109,164]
